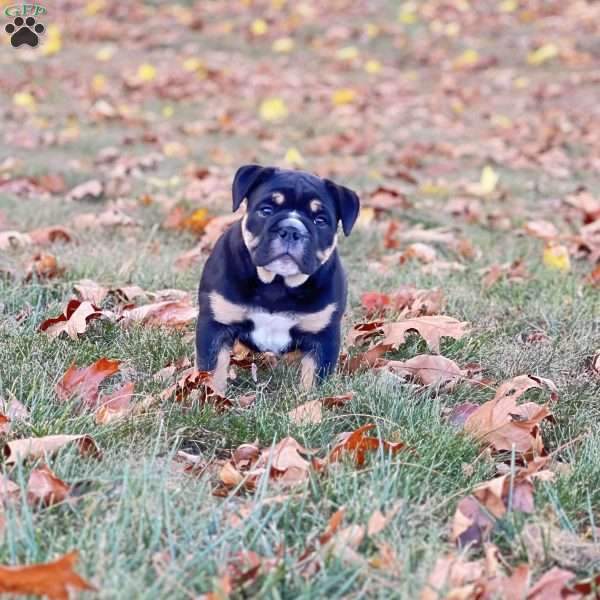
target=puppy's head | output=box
[232,165,360,282]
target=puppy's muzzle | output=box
[273,217,308,241]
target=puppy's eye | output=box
[314,215,328,227]
[259,206,274,216]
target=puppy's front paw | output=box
[300,354,316,390]
[209,346,231,395]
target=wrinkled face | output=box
[241,173,339,278]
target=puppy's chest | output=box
[248,309,298,353]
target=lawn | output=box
[1,0,600,598]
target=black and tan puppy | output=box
[195,165,360,392]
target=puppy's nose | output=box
[278,225,302,241]
[274,216,308,241]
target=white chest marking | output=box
[249,310,298,353]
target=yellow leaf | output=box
[137,63,157,82]
[365,59,382,74]
[331,88,356,106]
[478,166,499,196]
[91,74,107,94]
[271,0,286,7]
[42,25,62,56]
[162,105,174,118]
[491,114,512,128]
[336,46,359,61]
[272,37,294,53]
[259,97,288,122]
[182,57,202,71]
[250,18,268,35]
[95,46,115,61]
[85,0,106,15]
[527,43,558,66]
[284,147,305,166]
[514,76,529,89]
[356,206,375,228]
[420,182,449,197]
[13,91,36,111]
[366,23,380,38]
[500,0,518,12]
[398,3,418,24]
[543,244,570,272]
[454,48,479,69]
[445,22,460,36]
[163,142,188,158]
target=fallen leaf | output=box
[28,226,75,246]
[4,434,101,464]
[73,280,109,305]
[288,400,322,425]
[329,424,408,467]
[0,551,95,599]
[379,316,469,353]
[452,495,496,547]
[24,254,64,281]
[543,243,571,272]
[376,354,463,388]
[56,358,120,409]
[121,300,196,329]
[95,382,135,424]
[27,465,71,507]
[67,179,103,201]
[39,299,112,339]
[464,375,555,454]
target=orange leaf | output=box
[56,358,120,409]
[0,551,95,600]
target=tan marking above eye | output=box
[209,292,247,324]
[297,302,336,333]
[272,192,285,205]
[310,199,322,212]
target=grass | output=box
[1,0,600,597]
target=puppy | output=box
[195,165,360,392]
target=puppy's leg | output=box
[195,317,233,395]
[298,324,341,390]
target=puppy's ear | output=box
[232,165,275,212]
[324,179,360,236]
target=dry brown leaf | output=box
[0,230,32,251]
[56,358,120,409]
[288,400,323,425]
[4,434,101,465]
[95,382,135,424]
[73,279,109,305]
[121,300,196,329]
[380,316,469,353]
[27,465,71,507]
[464,375,556,454]
[39,299,112,339]
[28,226,75,246]
[72,209,138,230]
[0,551,95,600]
[67,179,104,201]
[24,254,64,281]
[524,220,560,240]
[376,354,463,388]
[328,423,408,467]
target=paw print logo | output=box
[5,16,45,48]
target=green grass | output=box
[1,0,600,597]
